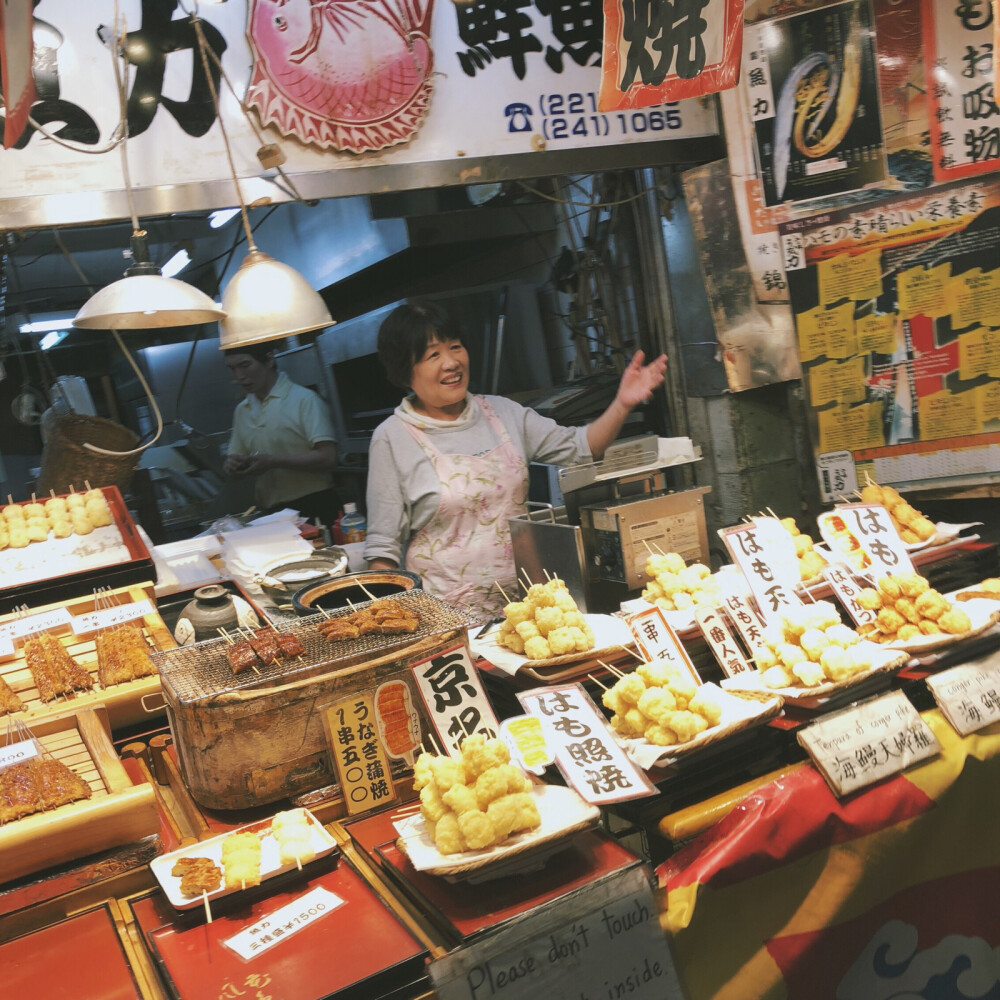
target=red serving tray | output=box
[130,855,428,1000]
[1,903,144,999]
[0,486,155,614]
[345,802,645,946]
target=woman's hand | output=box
[615,350,668,410]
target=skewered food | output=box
[221,830,262,889]
[270,809,316,866]
[0,492,116,546]
[412,734,540,855]
[640,551,721,612]
[779,518,829,583]
[171,856,223,897]
[0,675,25,715]
[859,481,936,544]
[0,756,92,824]
[497,577,594,659]
[23,632,94,701]
[223,627,307,674]
[855,573,971,643]
[318,600,421,642]
[603,659,722,745]
[96,624,157,686]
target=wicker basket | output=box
[38,413,140,496]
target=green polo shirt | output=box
[228,372,336,508]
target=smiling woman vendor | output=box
[223,345,340,526]
[364,300,667,616]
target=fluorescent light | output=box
[20,317,75,333]
[40,330,68,350]
[161,248,191,278]
[209,208,240,229]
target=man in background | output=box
[223,344,340,526]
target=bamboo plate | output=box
[151,808,338,910]
[470,614,635,677]
[721,643,910,704]
[394,785,600,883]
[619,685,784,770]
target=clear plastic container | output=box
[340,502,367,543]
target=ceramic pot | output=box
[175,584,240,645]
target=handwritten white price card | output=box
[695,606,751,677]
[223,886,344,960]
[518,684,655,805]
[926,663,1000,737]
[411,641,500,755]
[721,593,770,662]
[429,866,684,1000]
[822,563,877,629]
[0,738,41,769]
[71,600,154,635]
[624,607,701,685]
[0,608,72,642]
[834,504,915,578]
[798,691,941,797]
[719,521,802,622]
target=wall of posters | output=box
[779,175,1000,494]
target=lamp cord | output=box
[190,13,256,252]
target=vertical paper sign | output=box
[695,606,751,677]
[834,504,915,577]
[625,607,701,684]
[721,593,770,661]
[518,685,656,805]
[429,866,684,1000]
[798,691,941,797]
[411,641,500,757]
[823,563,877,629]
[323,694,396,816]
[925,662,1000,737]
[719,522,803,622]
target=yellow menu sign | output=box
[898,262,951,320]
[323,693,396,816]
[818,403,885,454]
[817,249,884,305]
[810,356,868,407]
[976,381,1000,426]
[856,312,899,354]
[918,389,979,441]
[957,327,1000,380]
[796,301,858,363]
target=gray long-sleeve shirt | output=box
[363,394,590,569]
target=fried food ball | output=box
[857,588,883,611]
[688,687,722,726]
[514,619,540,642]
[442,782,479,816]
[429,756,466,791]
[778,643,807,668]
[433,812,465,855]
[877,576,902,601]
[899,527,920,544]
[793,534,814,558]
[8,528,29,548]
[938,607,971,635]
[876,608,906,634]
[761,625,786,651]
[781,516,801,536]
[799,628,831,660]
[892,503,919,527]
[26,518,49,542]
[462,734,510,779]
[917,619,941,635]
[602,687,628,717]
[847,644,875,672]
[49,518,73,539]
[503,601,532,626]
[614,672,647,706]
[912,517,936,541]
[503,632,526,654]
[71,514,94,535]
[894,598,922,625]
[800,550,828,581]
[523,636,552,659]
[485,795,519,839]
[664,710,709,742]
[895,573,930,598]
[614,708,648,738]
[860,484,883,505]
[505,792,541,834]
[762,665,796,689]
[793,660,826,686]
[826,623,861,647]
[753,645,778,670]
[914,590,947,621]
[637,686,677,726]
[553,590,578,613]
[644,723,679,746]
[525,583,556,608]
[546,626,577,655]
[897,624,921,641]
[672,591,695,610]
[646,552,686,576]
[66,493,86,511]
[534,605,565,637]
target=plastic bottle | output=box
[340,502,367,543]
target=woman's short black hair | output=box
[377,299,467,389]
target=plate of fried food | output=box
[623,550,724,631]
[394,734,599,882]
[856,480,980,550]
[721,600,908,703]
[151,808,338,911]
[852,573,1000,653]
[471,577,633,675]
[599,660,783,768]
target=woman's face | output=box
[409,336,469,419]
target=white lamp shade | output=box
[73,274,225,330]
[219,249,334,350]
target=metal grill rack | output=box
[154,589,480,705]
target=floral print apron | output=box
[402,397,528,616]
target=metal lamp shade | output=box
[218,249,334,350]
[73,274,225,330]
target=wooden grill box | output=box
[0,706,159,885]
[155,591,476,811]
[0,583,176,730]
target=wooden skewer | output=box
[587,673,608,690]
[494,581,513,605]
[358,583,376,601]
[203,891,213,924]
[5,495,11,505]
[519,569,534,593]
[652,543,666,555]
[619,644,644,662]
[543,568,552,581]
[642,539,654,554]
[600,659,625,678]
[84,480,92,491]
[217,628,235,644]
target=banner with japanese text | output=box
[779,174,1000,493]
[0,0,719,228]
[598,0,744,110]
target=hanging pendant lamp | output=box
[190,14,333,351]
